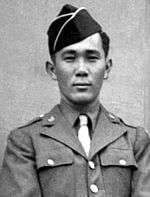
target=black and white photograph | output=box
[0,1,150,196]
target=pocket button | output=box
[47,159,55,166]
[119,159,126,165]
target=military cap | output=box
[47,4,102,56]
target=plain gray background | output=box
[0,0,150,166]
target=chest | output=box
[33,133,137,197]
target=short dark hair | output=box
[99,31,110,58]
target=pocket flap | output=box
[36,148,73,169]
[100,148,137,168]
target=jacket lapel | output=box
[39,104,127,160]
[89,106,127,160]
[40,105,86,159]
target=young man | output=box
[0,4,150,197]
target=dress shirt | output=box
[59,99,101,137]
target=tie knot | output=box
[79,115,88,126]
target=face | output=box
[53,33,108,106]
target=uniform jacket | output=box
[0,104,150,197]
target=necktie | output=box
[78,115,91,156]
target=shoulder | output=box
[119,118,150,148]
[117,116,150,142]
[7,115,44,146]
[9,115,43,136]
[101,104,150,144]
[9,105,59,139]
[100,104,137,129]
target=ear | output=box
[45,61,57,80]
[104,59,113,79]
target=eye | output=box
[87,55,100,62]
[63,55,76,62]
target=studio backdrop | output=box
[0,0,150,167]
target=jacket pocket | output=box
[36,147,73,170]
[100,148,137,169]
[100,148,137,197]
[36,147,75,196]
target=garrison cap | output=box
[47,4,102,56]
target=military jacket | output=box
[0,104,150,197]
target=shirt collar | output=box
[59,99,101,130]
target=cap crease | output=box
[53,7,86,51]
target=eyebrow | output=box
[61,50,76,56]
[61,49,101,56]
[86,50,101,56]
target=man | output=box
[0,4,150,197]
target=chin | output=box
[69,94,97,105]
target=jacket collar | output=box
[40,105,86,158]
[40,104,127,160]
[89,104,127,160]
[59,99,100,130]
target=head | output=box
[46,4,112,107]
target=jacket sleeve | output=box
[132,127,150,197]
[0,129,42,197]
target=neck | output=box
[60,98,100,114]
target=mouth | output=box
[73,82,91,89]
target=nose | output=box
[75,59,88,77]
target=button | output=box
[39,114,44,118]
[48,116,55,122]
[90,184,99,193]
[47,159,55,166]
[88,161,95,169]
[119,159,126,165]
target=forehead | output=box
[60,33,103,53]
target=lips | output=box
[73,82,91,88]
